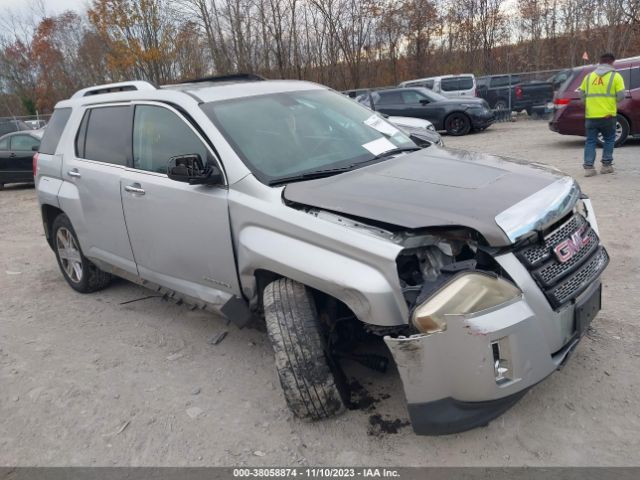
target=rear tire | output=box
[596,115,629,148]
[263,278,345,420]
[494,99,509,110]
[52,214,112,293]
[445,113,471,136]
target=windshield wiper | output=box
[372,146,421,160]
[269,166,356,186]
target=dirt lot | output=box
[1,120,640,466]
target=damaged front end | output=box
[384,222,602,435]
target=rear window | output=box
[81,106,131,165]
[39,108,72,154]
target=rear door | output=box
[0,136,11,183]
[119,102,240,304]
[60,104,138,275]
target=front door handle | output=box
[124,184,145,195]
[68,169,81,178]
[9,152,16,157]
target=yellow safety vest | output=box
[581,70,624,119]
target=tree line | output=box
[0,0,639,115]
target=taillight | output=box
[553,98,571,109]
[33,152,39,177]
[515,86,523,99]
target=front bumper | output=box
[384,249,604,435]
[469,110,495,129]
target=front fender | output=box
[236,225,409,326]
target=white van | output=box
[399,74,477,98]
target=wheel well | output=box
[618,112,631,130]
[253,269,357,325]
[41,204,64,249]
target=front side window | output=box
[630,67,640,90]
[202,89,414,184]
[82,106,130,165]
[133,105,209,174]
[11,134,39,151]
[401,90,428,104]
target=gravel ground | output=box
[1,120,639,466]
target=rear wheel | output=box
[596,115,629,147]
[445,113,471,136]
[494,99,509,110]
[52,214,112,293]
[263,278,345,420]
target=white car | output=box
[399,74,477,98]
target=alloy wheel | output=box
[56,227,83,283]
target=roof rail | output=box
[71,81,157,99]
[177,73,266,85]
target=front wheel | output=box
[445,113,471,136]
[263,278,345,420]
[52,214,112,293]
[596,115,629,148]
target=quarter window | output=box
[39,108,71,155]
[83,106,131,165]
[11,134,39,151]
[133,105,209,174]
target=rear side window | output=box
[618,68,631,88]
[81,106,131,165]
[441,77,474,91]
[39,108,72,154]
[377,91,404,105]
[0,137,8,150]
[11,134,39,151]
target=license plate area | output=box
[575,283,601,336]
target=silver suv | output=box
[35,75,609,435]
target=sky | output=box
[0,0,89,16]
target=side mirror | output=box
[419,99,430,105]
[32,145,39,151]
[167,154,223,186]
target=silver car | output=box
[35,76,608,435]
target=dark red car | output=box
[549,56,640,146]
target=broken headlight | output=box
[411,272,521,334]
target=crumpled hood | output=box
[283,148,568,246]
[593,64,615,76]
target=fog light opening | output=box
[491,337,513,384]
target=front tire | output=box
[263,278,345,420]
[445,113,471,136]
[52,214,112,293]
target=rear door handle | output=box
[9,153,16,157]
[124,184,145,195]
[68,169,81,178]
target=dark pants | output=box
[584,117,616,168]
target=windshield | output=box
[201,89,415,184]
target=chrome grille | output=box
[515,214,608,308]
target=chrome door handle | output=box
[124,184,145,195]
[68,169,81,178]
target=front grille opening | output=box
[514,213,607,308]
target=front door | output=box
[120,103,240,305]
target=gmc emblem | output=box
[553,226,590,263]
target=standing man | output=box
[578,53,626,176]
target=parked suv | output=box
[549,57,640,146]
[399,74,477,98]
[35,76,608,435]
